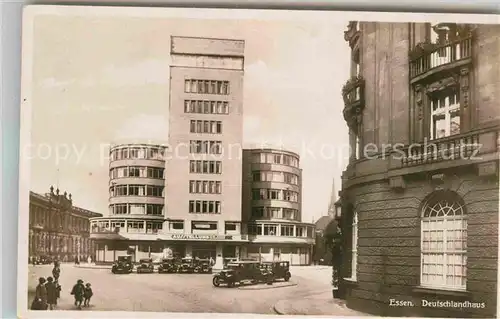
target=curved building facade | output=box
[242,149,315,265]
[90,143,167,262]
[337,22,499,318]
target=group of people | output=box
[31,261,93,311]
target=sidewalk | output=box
[273,290,370,316]
[74,263,110,269]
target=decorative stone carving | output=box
[477,162,498,177]
[415,85,424,120]
[342,76,365,130]
[389,176,406,191]
[460,67,470,109]
[409,42,437,61]
[430,173,450,190]
[426,76,458,94]
[344,21,360,49]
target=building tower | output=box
[327,178,337,219]
[165,36,246,269]
[338,21,500,317]
[241,148,315,265]
[90,143,167,262]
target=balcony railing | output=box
[401,132,481,167]
[410,37,472,79]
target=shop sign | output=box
[170,234,234,240]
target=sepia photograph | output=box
[17,5,500,318]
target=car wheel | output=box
[284,273,291,282]
[212,276,221,287]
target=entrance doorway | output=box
[273,248,281,261]
[192,244,216,260]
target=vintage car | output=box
[137,258,154,273]
[193,258,212,274]
[178,257,196,273]
[261,261,292,281]
[212,261,273,288]
[158,258,179,273]
[111,255,134,274]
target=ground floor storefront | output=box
[93,240,313,266]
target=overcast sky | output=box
[25,7,352,223]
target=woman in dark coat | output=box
[31,277,47,310]
[71,279,85,309]
[45,277,58,310]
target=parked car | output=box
[212,261,272,288]
[194,258,212,273]
[158,258,179,273]
[178,257,196,273]
[111,255,134,274]
[137,258,154,273]
[261,261,291,281]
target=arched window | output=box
[421,191,467,290]
[351,211,358,280]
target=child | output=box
[83,283,93,307]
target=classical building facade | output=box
[242,149,315,265]
[29,187,103,261]
[337,22,499,317]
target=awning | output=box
[89,232,128,241]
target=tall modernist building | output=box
[165,36,247,269]
[91,143,167,262]
[242,149,315,265]
[337,22,499,317]
[90,37,315,266]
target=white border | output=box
[17,5,500,319]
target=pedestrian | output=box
[45,277,58,310]
[31,277,48,310]
[87,255,92,264]
[70,279,85,310]
[52,264,61,282]
[83,283,93,307]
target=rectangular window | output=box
[129,204,145,215]
[225,222,237,232]
[184,100,229,114]
[280,225,294,237]
[429,90,461,140]
[189,140,223,154]
[247,224,262,235]
[146,204,163,215]
[263,224,277,236]
[189,160,222,174]
[170,221,184,230]
[192,221,217,231]
[188,200,222,214]
[252,207,264,219]
[185,80,230,95]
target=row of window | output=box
[93,220,240,233]
[109,203,164,215]
[190,120,223,134]
[252,207,298,220]
[189,200,222,214]
[189,160,222,174]
[110,185,164,197]
[189,180,222,194]
[110,147,164,161]
[190,140,223,154]
[184,79,230,95]
[252,188,299,202]
[110,166,164,179]
[247,223,309,237]
[348,192,467,290]
[251,153,299,168]
[30,204,89,232]
[184,100,229,115]
[252,171,299,185]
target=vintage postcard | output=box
[18,4,500,318]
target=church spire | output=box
[327,178,337,218]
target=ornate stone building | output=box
[29,186,103,261]
[338,22,499,317]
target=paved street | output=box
[27,264,332,314]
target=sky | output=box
[25,7,351,223]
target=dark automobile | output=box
[137,258,154,273]
[158,258,179,273]
[212,261,272,288]
[38,256,53,265]
[111,255,134,274]
[194,258,212,274]
[178,257,196,273]
[261,261,291,281]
